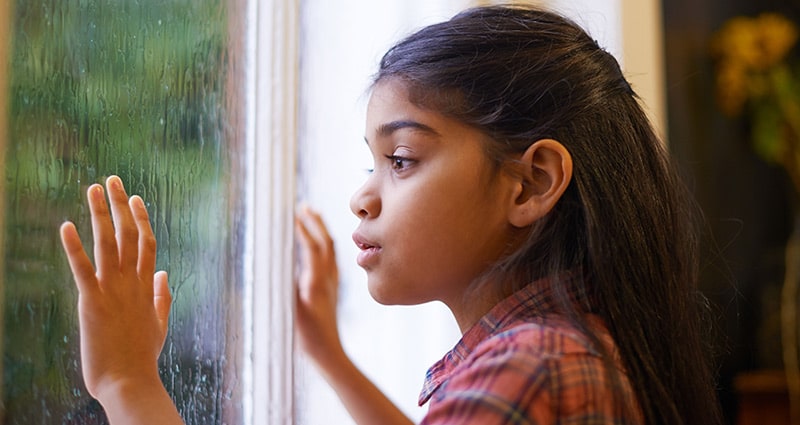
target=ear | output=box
[507,139,573,228]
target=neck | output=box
[446,274,513,334]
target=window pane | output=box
[5,1,245,423]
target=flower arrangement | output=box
[712,12,800,422]
[712,12,800,191]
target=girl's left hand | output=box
[294,206,414,425]
[294,206,345,369]
[60,176,172,402]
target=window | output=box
[1,0,659,423]
[1,0,293,423]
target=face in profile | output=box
[350,79,519,320]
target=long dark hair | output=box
[375,5,721,424]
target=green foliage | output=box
[752,97,783,163]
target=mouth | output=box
[352,232,381,267]
[352,232,379,250]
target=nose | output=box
[349,178,380,219]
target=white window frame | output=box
[243,0,299,423]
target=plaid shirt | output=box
[419,276,644,424]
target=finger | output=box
[295,213,320,267]
[87,184,120,277]
[298,206,336,269]
[294,211,340,299]
[106,176,139,273]
[294,286,310,321]
[59,222,100,295]
[153,271,172,344]
[294,216,318,297]
[131,195,157,291]
[298,206,334,246]
[154,271,171,322]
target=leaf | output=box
[751,99,783,163]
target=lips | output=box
[352,232,381,268]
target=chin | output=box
[367,282,426,306]
[367,284,395,306]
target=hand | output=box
[60,175,172,401]
[294,205,345,367]
[294,207,413,425]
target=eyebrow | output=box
[376,120,440,138]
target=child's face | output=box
[351,79,520,326]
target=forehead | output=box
[364,81,509,183]
[364,80,501,164]
[365,80,457,140]
[366,80,414,121]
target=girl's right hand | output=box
[59,176,181,425]
[60,176,171,398]
[294,206,345,368]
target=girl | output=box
[60,5,722,424]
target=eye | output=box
[386,155,410,171]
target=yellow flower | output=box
[715,61,749,116]
[712,17,762,70]
[756,13,798,68]
[711,13,798,72]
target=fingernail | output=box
[131,196,147,212]
[91,185,104,200]
[108,176,123,192]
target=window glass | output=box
[5,1,245,423]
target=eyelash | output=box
[364,155,413,174]
[386,155,409,170]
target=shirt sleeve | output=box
[419,345,626,425]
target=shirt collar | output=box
[418,273,588,405]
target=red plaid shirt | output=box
[419,276,644,424]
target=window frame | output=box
[243,0,299,423]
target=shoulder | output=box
[456,320,608,402]
[422,320,640,424]
[474,319,601,359]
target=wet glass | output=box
[5,1,246,423]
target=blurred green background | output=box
[5,0,245,423]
